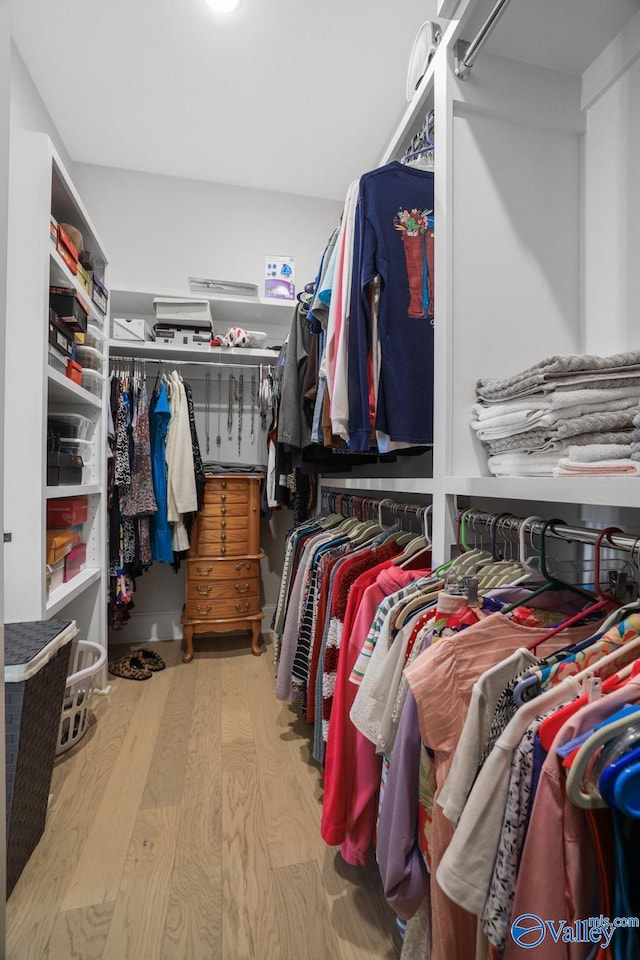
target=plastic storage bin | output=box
[57,639,106,756]
[80,369,104,398]
[75,345,103,372]
[47,413,91,441]
[5,619,76,895]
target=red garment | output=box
[538,665,639,752]
[321,565,420,864]
[307,542,400,724]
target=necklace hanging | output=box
[216,371,222,456]
[205,371,211,454]
[237,372,244,457]
[228,374,236,441]
[250,372,257,444]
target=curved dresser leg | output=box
[250,622,262,656]
[182,624,194,663]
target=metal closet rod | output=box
[462,510,640,555]
[456,0,513,78]
[321,489,429,520]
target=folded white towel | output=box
[487,452,560,477]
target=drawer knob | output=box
[221,533,227,541]
[221,520,226,528]
[221,494,227,502]
[197,564,213,575]
[252,506,257,512]
[221,507,227,515]
[196,584,212,595]
[221,546,226,555]
[235,582,250,593]
[221,480,227,489]
[235,601,251,613]
[196,603,212,614]
[236,561,251,571]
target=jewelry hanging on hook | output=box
[237,372,244,457]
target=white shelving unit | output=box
[108,339,279,366]
[110,285,293,351]
[327,0,640,559]
[4,133,110,687]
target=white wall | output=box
[72,162,342,300]
[583,54,640,355]
[9,43,72,169]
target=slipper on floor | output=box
[131,647,166,672]
[108,655,151,681]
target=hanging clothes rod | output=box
[455,0,513,80]
[321,488,429,522]
[461,510,640,557]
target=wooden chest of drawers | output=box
[181,474,264,662]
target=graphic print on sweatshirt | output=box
[393,207,434,320]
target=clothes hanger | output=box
[499,518,596,617]
[566,707,640,809]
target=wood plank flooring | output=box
[6,635,402,960]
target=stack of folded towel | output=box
[471,350,640,477]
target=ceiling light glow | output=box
[206,0,239,13]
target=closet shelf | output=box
[45,567,102,618]
[49,247,106,328]
[446,476,640,509]
[108,339,279,365]
[321,477,435,495]
[47,367,102,408]
[46,484,101,499]
[110,286,293,347]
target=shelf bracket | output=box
[455,40,471,80]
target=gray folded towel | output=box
[476,349,640,401]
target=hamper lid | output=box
[4,619,77,682]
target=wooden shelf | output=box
[46,484,101,499]
[46,567,102,618]
[47,367,102,408]
[108,339,279,365]
[49,246,107,329]
[109,286,292,348]
[446,476,640,510]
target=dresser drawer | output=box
[202,488,249,509]
[187,577,259,603]
[186,595,260,620]
[201,501,251,518]
[204,477,253,498]
[188,558,260,580]
[197,515,248,535]
[196,540,249,558]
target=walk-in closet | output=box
[1,0,640,957]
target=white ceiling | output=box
[11,0,439,202]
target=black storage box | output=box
[47,451,83,486]
[48,310,73,358]
[5,619,76,896]
[49,287,88,335]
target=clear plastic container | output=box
[75,345,103,372]
[82,322,105,350]
[81,369,104,398]
[58,437,93,458]
[47,413,92,440]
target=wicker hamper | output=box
[5,619,76,897]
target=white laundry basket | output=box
[56,639,106,755]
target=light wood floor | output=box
[7,635,402,960]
